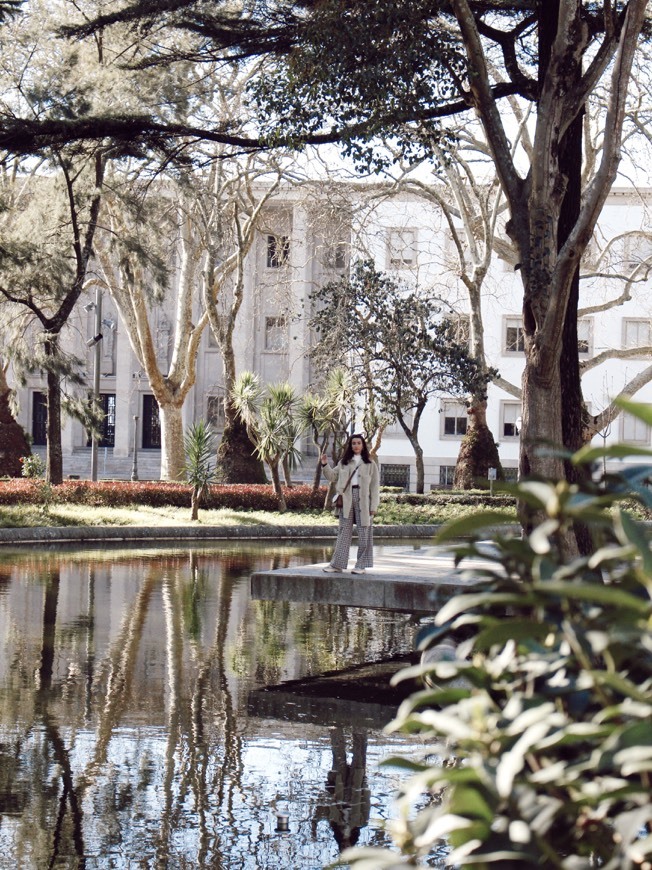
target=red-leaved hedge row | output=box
[0,479,329,511]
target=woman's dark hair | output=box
[342,433,371,464]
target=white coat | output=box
[323,458,380,526]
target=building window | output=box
[623,233,652,270]
[504,316,525,354]
[265,316,287,351]
[87,393,116,447]
[621,410,650,444]
[577,318,593,356]
[380,463,410,490]
[503,466,518,482]
[623,319,652,356]
[438,465,456,488]
[266,234,290,268]
[501,402,521,440]
[441,400,468,438]
[324,242,347,270]
[32,391,47,446]
[142,394,161,449]
[207,394,226,431]
[387,227,417,269]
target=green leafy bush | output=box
[345,401,652,869]
[19,454,45,479]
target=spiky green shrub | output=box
[183,420,217,520]
[344,400,652,870]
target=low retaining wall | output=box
[0,523,442,546]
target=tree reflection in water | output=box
[0,543,442,868]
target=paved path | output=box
[251,546,493,612]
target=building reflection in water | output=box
[0,542,441,868]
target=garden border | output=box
[0,523,451,546]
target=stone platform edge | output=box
[0,523,444,546]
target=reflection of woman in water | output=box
[312,728,371,851]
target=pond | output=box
[0,541,447,869]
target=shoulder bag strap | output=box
[342,466,357,493]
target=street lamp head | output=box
[86,333,104,347]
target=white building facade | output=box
[10,185,652,489]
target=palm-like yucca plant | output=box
[266,381,302,486]
[231,372,304,511]
[323,367,354,437]
[298,367,354,495]
[183,420,217,520]
[298,391,331,493]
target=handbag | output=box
[332,466,357,515]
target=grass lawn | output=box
[0,498,517,529]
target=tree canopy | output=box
[310,259,493,491]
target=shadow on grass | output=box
[200,510,335,527]
[0,507,91,528]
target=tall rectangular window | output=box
[438,465,456,487]
[501,402,521,439]
[577,318,593,356]
[266,234,290,268]
[265,316,287,351]
[441,400,468,437]
[142,394,161,449]
[87,393,116,447]
[504,316,525,354]
[324,242,347,269]
[387,228,417,268]
[207,394,225,430]
[32,391,47,446]
[621,410,650,444]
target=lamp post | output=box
[131,415,139,481]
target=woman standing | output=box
[321,433,380,574]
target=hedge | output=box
[0,479,328,511]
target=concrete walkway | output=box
[251,546,491,612]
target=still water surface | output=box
[0,541,444,869]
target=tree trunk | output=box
[454,399,503,489]
[399,428,425,492]
[282,455,293,487]
[313,457,322,493]
[519,357,564,480]
[216,410,267,484]
[518,359,582,561]
[44,335,63,486]
[191,487,199,521]
[268,459,287,512]
[159,402,185,481]
[215,334,266,482]
[0,366,30,477]
[541,0,590,556]
[559,117,593,554]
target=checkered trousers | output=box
[328,487,374,570]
